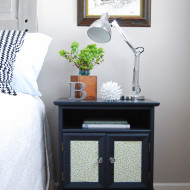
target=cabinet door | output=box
[63,133,106,189]
[107,134,149,189]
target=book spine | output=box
[82,124,130,129]
[84,120,128,125]
[83,121,128,124]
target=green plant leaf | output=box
[58,42,104,70]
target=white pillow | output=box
[11,33,52,96]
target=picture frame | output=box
[77,0,151,27]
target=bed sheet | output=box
[0,92,53,190]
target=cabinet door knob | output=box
[98,157,103,164]
[109,157,115,164]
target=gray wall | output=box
[37,0,190,183]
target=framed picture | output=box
[77,0,151,27]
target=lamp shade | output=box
[87,13,111,43]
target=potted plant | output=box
[59,42,104,99]
[59,42,104,75]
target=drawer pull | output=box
[98,157,103,164]
[109,157,115,164]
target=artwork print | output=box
[77,0,151,27]
[87,0,142,17]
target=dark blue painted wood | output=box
[63,133,106,189]
[54,98,160,107]
[53,98,160,190]
[107,134,149,189]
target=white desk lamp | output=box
[87,12,145,100]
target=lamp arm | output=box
[111,20,136,54]
[133,49,143,95]
[111,20,144,96]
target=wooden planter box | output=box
[71,75,97,100]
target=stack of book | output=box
[82,119,130,129]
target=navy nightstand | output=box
[54,98,160,190]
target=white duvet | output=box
[0,92,52,190]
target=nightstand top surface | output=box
[54,98,160,107]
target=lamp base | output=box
[121,95,145,101]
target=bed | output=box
[0,2,53,189]
[0,92,52,190]
[0,29,54,190]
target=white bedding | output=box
[0,92,52,190]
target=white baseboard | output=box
[154,183,190,190]
[54,182,190,190]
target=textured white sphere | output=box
[100,81,123,101]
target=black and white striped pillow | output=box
[0,30,25,95]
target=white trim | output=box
[0,18,18,29]
[0,0,12,13]
[54,182,190,190]
[0,0,37,31]
[154,183,190,190]
[18,0,37,32]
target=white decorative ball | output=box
[100,81,123,101]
